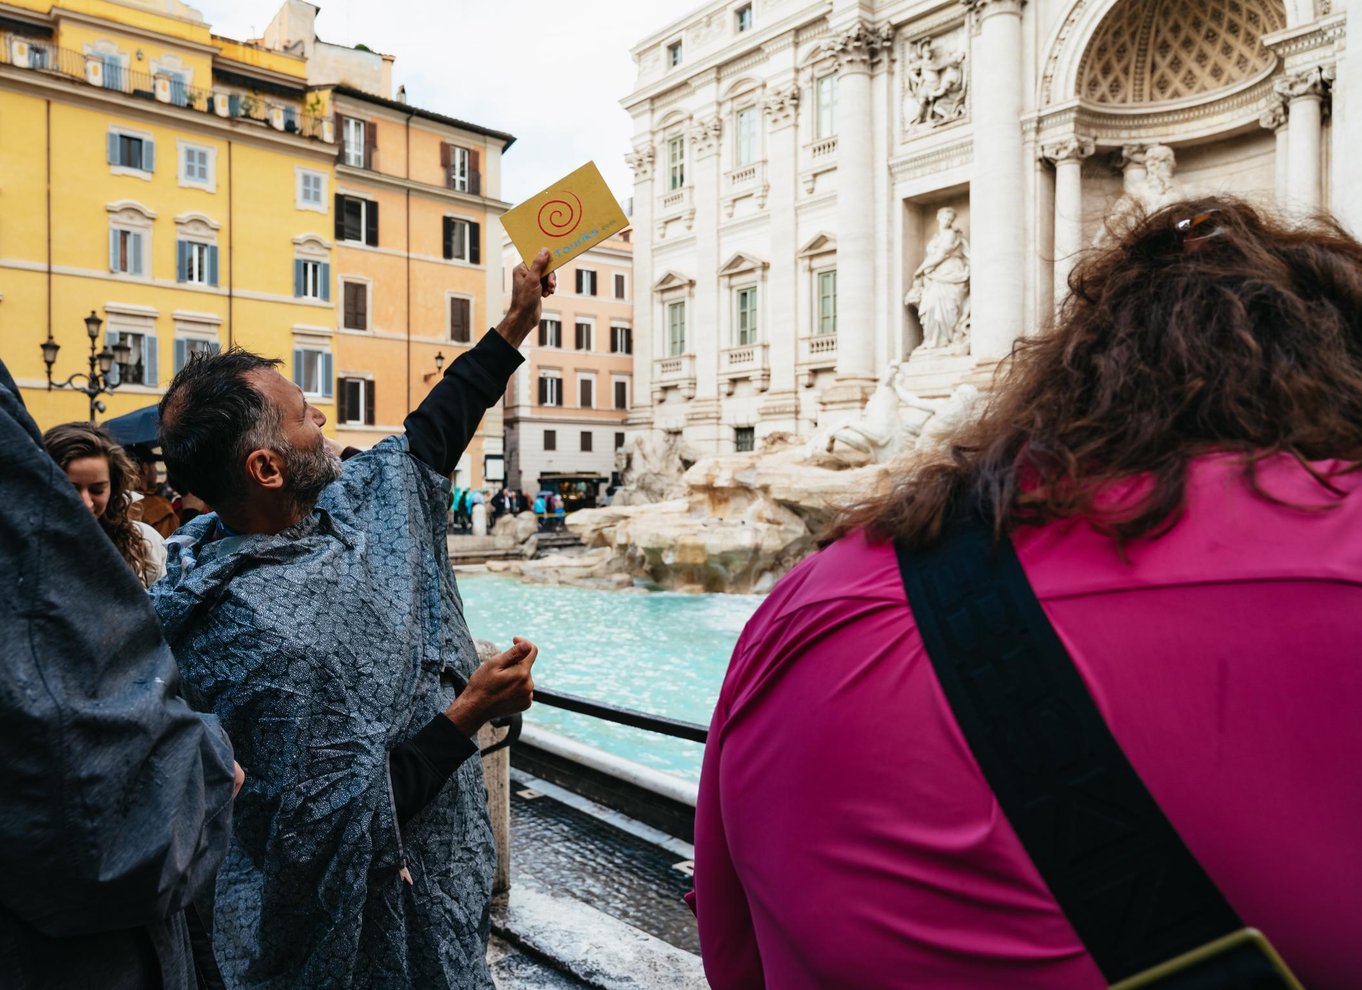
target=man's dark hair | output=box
[159,348,282,509]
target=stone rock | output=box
[513,512,540,544]
[492,514,519,537]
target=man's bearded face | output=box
[281,431,342,506]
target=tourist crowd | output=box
[3,199,1360,990]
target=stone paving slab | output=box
[489,935,591,989]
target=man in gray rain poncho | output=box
[151,253,554,988]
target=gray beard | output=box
[283,440,342,516]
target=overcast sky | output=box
[194,0,686,203]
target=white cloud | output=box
[193,0,681,204]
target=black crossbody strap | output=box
[894,512,1243,983]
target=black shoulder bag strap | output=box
[894,510,1303,990]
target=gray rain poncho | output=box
[153,436,495,989]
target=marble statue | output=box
[809,362,910,463]
[1097,143,1183,244]
[903,383,984,451]
[612,431,704,505]
[903,39,968,129]
[905,207,971,352]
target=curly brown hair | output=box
[42,421,153,584]
[827,197,1362,551]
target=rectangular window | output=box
[614,273,627,299]
[614,379,628,410]
[611,325,633,355]
[336,195,378,247]
[180,144,211,186]
[578,377,594,409]
[114,331,149,385]
[450,297,472,343]
[816,74,838,139]
[177,240,218,286]
[342,117,367,168]
[575,269,598,296]
[667,301,686,356]
[291,346,333,398]
[544,429,557,451]
[538,374,562,407]
[735,426,755,452]
[297,168,325,211]
[338,377,375,425]
[615,431,626,451]
[668,136,685,191]
[735,107,758,166]
[736,286,758,346]
[444,144,481,194]
[443,217,481,264]
[575,322,592,351]
[102,55,124,92]
[668,41,683,67]
[109,229,145,276]
[294,259,331,301]
[108,131,152,172]
[817,269,838,336]
[736,4,753,32]
[173,336,219,374]
[342,281,368,331]
[580,431,593,453]
[538,318,562,348]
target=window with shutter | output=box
[544,429,557,451]
[614,273,626,299]
[450,297,471,342]
[343,282,368,330]
[580,432,593,452]
[538,319,561,348]
[614,380,628,409]
[364,199,379,246]
[579,378,593,408]
[575,323,592,351]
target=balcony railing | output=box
[659,184,692,214]
[2,33,330,141]
[809,136,838,159]
[720,342,769,393]
[797,333,837,386]
[447,168,482,195]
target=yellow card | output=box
[500,161,629,275]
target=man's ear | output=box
[242,447,286,491]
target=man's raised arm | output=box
[404,249,555,475]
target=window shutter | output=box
[365,380,375,426]
[442,217,453,260]
[144,333,158,387]
[336,377,349,423]
[538,376,547,405]
[109,229,120,272]
[107,132,120,165]
[105,331,122,386]
[293,259,305,297]
[469,148,481,195]
[143,140,155,173]
[130,233,144,276]
[292,348,304,386]
[364,120,376,169]
[208,245,219,287]
[321,352,333,399]
[469,222,481,265]
[229,94,240,117]
[365,201,378,247]
[538,320,547,347]
[174,337,188,373]
[439,142,451,168]
[334,195,345,240]
[451,298,470,343]
[176,240,188,282]
[334,113,347,158]
[581,379,592,408]
[320,263,331,302]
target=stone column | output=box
[1042,136,1095,309]
[820,20,894,409]
[762,83,801,429]
[1275,66,1329,213]
[690,114,724,449]
[626,144,656,431]
[966,0,1027,361]
[1258,100,1289,209]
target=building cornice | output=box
[335,163,511,212]
[57,7,222,57]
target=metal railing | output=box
[532,687,708,744]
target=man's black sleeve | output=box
[405,330,524,475]
[389,716,479,826]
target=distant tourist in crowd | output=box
[453,487,471,531]
[691,200,1362,989]
[43,422,167,588]
[549,492,566,531]
[127,443,181,538]
[533,492,547,530]
[149,251,554,988]
[1,359,240,990]
[491,486,508,522]
[174,491,212,527]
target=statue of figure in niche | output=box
[905,207,971,353]
[1097,143,1184,244]
[903,39,968,130]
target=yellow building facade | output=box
[0,0,340,431]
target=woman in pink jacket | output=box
[691,199,1362,989]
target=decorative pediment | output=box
[653,270,695,292]
[718,252,768,278]
[106,200,156,222]
[293,233,332,256]
[175,212,221,232]
[798,232,837,257]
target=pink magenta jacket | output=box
[691,454,1362,989]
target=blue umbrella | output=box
[103,405,160,447]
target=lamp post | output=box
[40,310,130,421]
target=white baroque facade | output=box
[623,0,1360,453]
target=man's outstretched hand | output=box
[496,250,557,349]
[444,637,538,737]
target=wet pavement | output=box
[508,777,700,955]
[489,935,589,989]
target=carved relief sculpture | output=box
[902,39,968,130]
[905,207,971,353]
[1096,143,1182,244]
[690,115,724,157]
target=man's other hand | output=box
[444,637,538,737]
[495,251,556,349]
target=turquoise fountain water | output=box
[457,573,762,781]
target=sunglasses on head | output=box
[1174,209,1225,252]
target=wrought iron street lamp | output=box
[40,310,125,421]
[423,350,447,383]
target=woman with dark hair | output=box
[43,422,167,588]
[691,199,1362,989]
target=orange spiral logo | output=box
[537,193,583,239]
